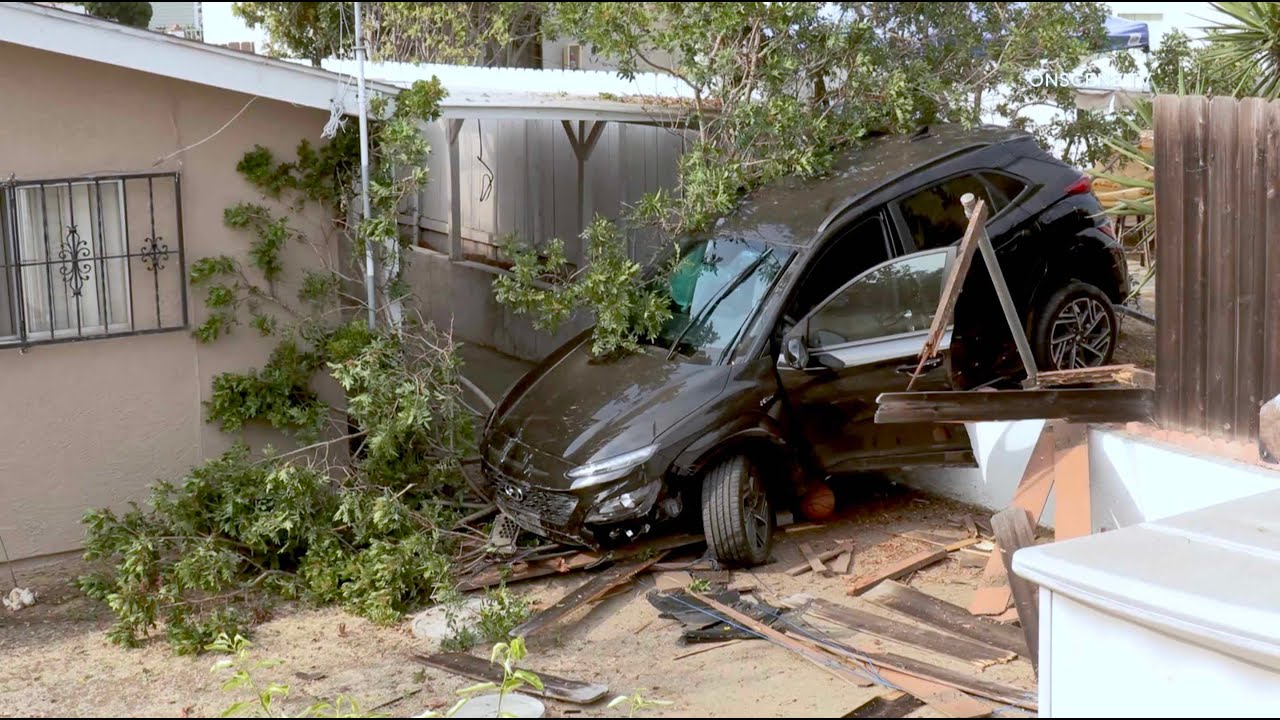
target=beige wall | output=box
[0,42,340,561]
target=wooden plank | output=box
[1180,96,1211,433]
[1154,98,1185,429]
[412,652,608,705]
[1236,98,1268,441]
[835,547,855,576]
[458,534,701,592]
[808,599,1015,667]
[511,554,664,641]
[805,631,1033,711]
[446,119,465,260]
[799,543,832,577]
[1206,96,1240,438]
[875,389,1153,425]
[991,507,1040,673]
[1036,364,1137,387]
[910,198,989,388]
[785,546,846,577]
[1265,101,1280,413]
[970,423,1056,616]
[843,692,927,719]
[970,202,1038,388]
[693,594,875,688]
[1053,424,1091,540]
[864,581,1027,657]
[847,548,948,596]
[872,669,996,718]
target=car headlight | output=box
[566,444,658,489]
[586,479,662,523]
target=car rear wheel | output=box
[701,454,773,566]
[1032,281,1117,371]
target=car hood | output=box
[490,335,730,481]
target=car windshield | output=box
[649,236,790,362]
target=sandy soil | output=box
[0,481,1034,718]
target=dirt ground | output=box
[0,481,1034,718]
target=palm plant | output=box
[1204,2,1280,99]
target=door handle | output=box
[897,356,941,375]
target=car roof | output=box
[715,124,1032,249]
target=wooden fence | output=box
[1155,95,1280,441]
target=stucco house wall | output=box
[0,40,339,561]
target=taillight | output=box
[1066,175,1093,196]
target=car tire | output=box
[1032,281,1118,371]
[701,454,773,566]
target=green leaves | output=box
[1204,2,1280,99]
[493,218,674,358]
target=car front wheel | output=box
[701,454,773,566]
[1032,281,1117,371]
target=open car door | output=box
[776,247,975,475]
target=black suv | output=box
[481,125,1128,565]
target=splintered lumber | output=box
[1053,424,1091,541]
[875,388,1155,425]
[412,652,608,704]
[511,554,665,641]
[835,547,855,575]
[693,594,874,688]
[807,599,1015,667]
[1036,363,1138,387]
[991,507,1040,672]
[799,543,832,577]
[847,548,947,596]
[872,670,996,718]
[970,425,1056,616]
[458,533,700,591]
[908,198,989,390]
[793,626,1032,712]
[863,581,1027,657]
[843,692,926,719]
[703,595,1018,716]
[785,545,847,576]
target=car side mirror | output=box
[784,336,810,370]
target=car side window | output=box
[982,172,1028,206]
[897,174,997,251]
[807,250,950,349]
[786,211,893,324]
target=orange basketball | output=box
[800,483,836,521]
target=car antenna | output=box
[911,125,931,140]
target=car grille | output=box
[482,427,577,528]
[485,462,578,526]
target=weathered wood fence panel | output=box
[1155,95,1280,441]
[413,118,686,265]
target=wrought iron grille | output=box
[0,173,187,347]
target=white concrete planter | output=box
[1015,488,1280,717]
[450,692,545,718]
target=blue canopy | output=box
[1105,16,1150,52]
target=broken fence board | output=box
[1053,424,1091,541]
[458,534,701,592]
[511,554,665,641]
[785,546,846,576]
[970,423,1056,616]
[847,548,948,596]
[807,632,1033,712]
[1036,364,1138,387]
[909,199,990,390]
[412,652,608,704]
[835,548,855,576]
[799,542,832,577]
[991,507,1040,673]
[694,594,874,688]
[863,581,1027,657]
[843,692,927,719]
[872,669,996,719]
[875,388,1154,425]
[808,599,1015,667]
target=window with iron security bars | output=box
[0,173,188,347]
